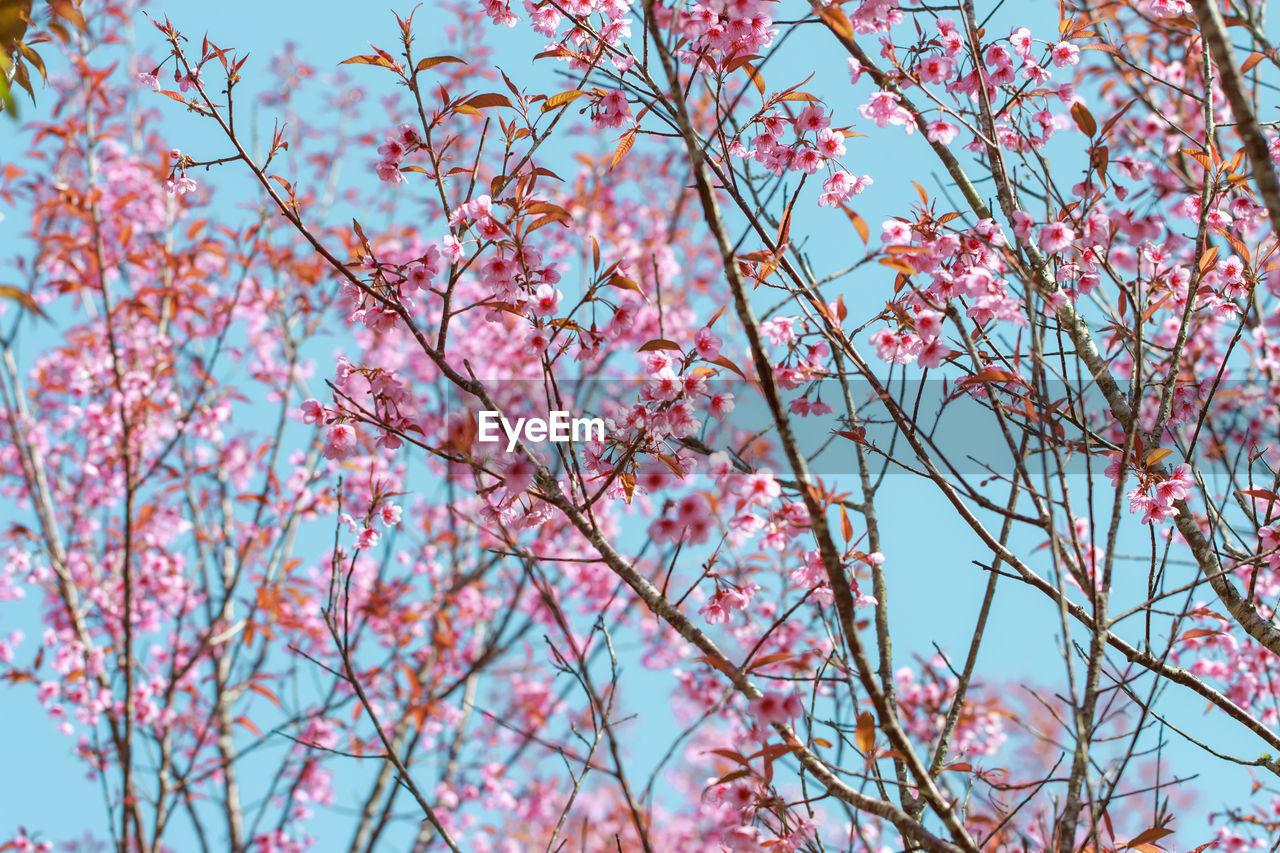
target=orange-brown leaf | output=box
[610,130,636,171]
[638,338,683,352]
[417,55,466,71]
[542,89,586,111]
[465,92,513,109]
[0,283,45,318]
[341,54,393,68]
[1123,826,1174,848]
[711,355,748,380]
[840,205,869,243]
[1071,102,1097,137]
[815,3,853,39]
[855,711,875,753]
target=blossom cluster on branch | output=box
[4,0,1280,851]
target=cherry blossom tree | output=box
[5,0,1280,851]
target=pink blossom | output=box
[794,104,830,133]
[1038,221,1076,253]
[378,503,402,526]
[1009,27,1034,58]
[917,338,951,368]
[858,91,915,133]
[300,399,325,424]
[741,470,781,505]
[984,44,1013,70]
[1012,210,1036,240]
[530,284,562,315]
[163,173,197,196]
[760,316,797,346]
[323,423,359,460]
[695,326,722,360]
[815,127,846,158]
[869,327,920,364]
[915,310,943,342]
[748,691,803,725]
[1052,41,1081,67]
[793,147,822,174]
[377,138,406,163]
[917,53,955,84]
[374,160,404,184]
[708,392,736,418]
[1155,463,1194,505]
[818,170,869,207]
[356,527,380,549]
[593,89,632,128]
[502,454,537,494]
[925,121,959,146]
[881,220,912,245]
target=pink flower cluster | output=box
[700,581,761,624]
[672,0,777,60]
[895,657,1008,758]
[869,307,950,368]
[374,123,424,184]
[1108,457,1195,524]
[476,244,564,314]
[790,548,880,607]
[865,218,1032,367]
[591,89,631,128]
[747,689,803,724]
[738,105,866,189]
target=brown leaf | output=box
[606,274,642,293]
[465,92,513,109]
[747,652,796,672]
[1237,488,1280,502]
[840,204,869,244]
[638,339,683,352]
[711,768,752,786]
[962,367,1019,385]
[416,55,466,71]
[610,130,636,171]
[0,283,46,319]
[855,711,875,753]
[341,54,393,68]
[775,91,820,103]
[1071,102,1097,137]
[542,89,586,111]
[815,3,853,40]
[1123,826,1174,848]
[711,355,748,380]
[1181,146,1213,171]
[1197,245,1220,273]
[1186,842,1220,853]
